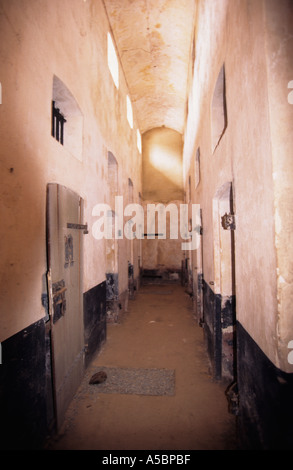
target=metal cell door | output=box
[46,183,85,431]
[194,209,204,325]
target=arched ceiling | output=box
[103,0,196,136]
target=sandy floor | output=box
[48,283,237,451]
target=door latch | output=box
[52,280,67,323]
[67,222,88,234]
[221,213,236,230]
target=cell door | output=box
[46,183,85,431]
[213,182,236,381]
[194,209,204,325]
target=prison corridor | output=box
[47,283,237,451]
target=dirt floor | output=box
[48,283,237,451]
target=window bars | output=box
[52,100,66,145]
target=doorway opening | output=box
[212,181,236,382]
[106,152,119,322]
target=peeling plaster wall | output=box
[228,0,278,369]
[264,0,293,373]
[183,0,293,448]
[183,0,291,371]
[0,0,142,343]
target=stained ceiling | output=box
[103,0,196,136]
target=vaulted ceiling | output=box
[103,0,196,136]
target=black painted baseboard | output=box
[202,279,236,381]
[3,280,291,450]
[236,321,293,450]
[202,278,293,449]
[0,280,107,450]
[202,280,222,379]
[83,281,107,368]
[0,319,48,450]
[141,268,181,284]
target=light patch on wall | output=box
[137,129,142,153]
[52,75,83,161]
[211,65,227,153]
[149,144,182,186]
[126,95,133,128]
[107,32,119,89]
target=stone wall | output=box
[0,0,142,446]
[183,0,293,449]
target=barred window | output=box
[51,100,66,145]
[51,75,83,161]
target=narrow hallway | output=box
[48,283,237,451]
[1,1,292,452]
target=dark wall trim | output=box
[0,280,107,449]
[83,281,107,368]
[0,319,49,450]
[141,268,181,284]
[106,273,119,300]
[237,321,293,450]
[202,279,236,381]
[202,279,222,379]
[202,280,293,449]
